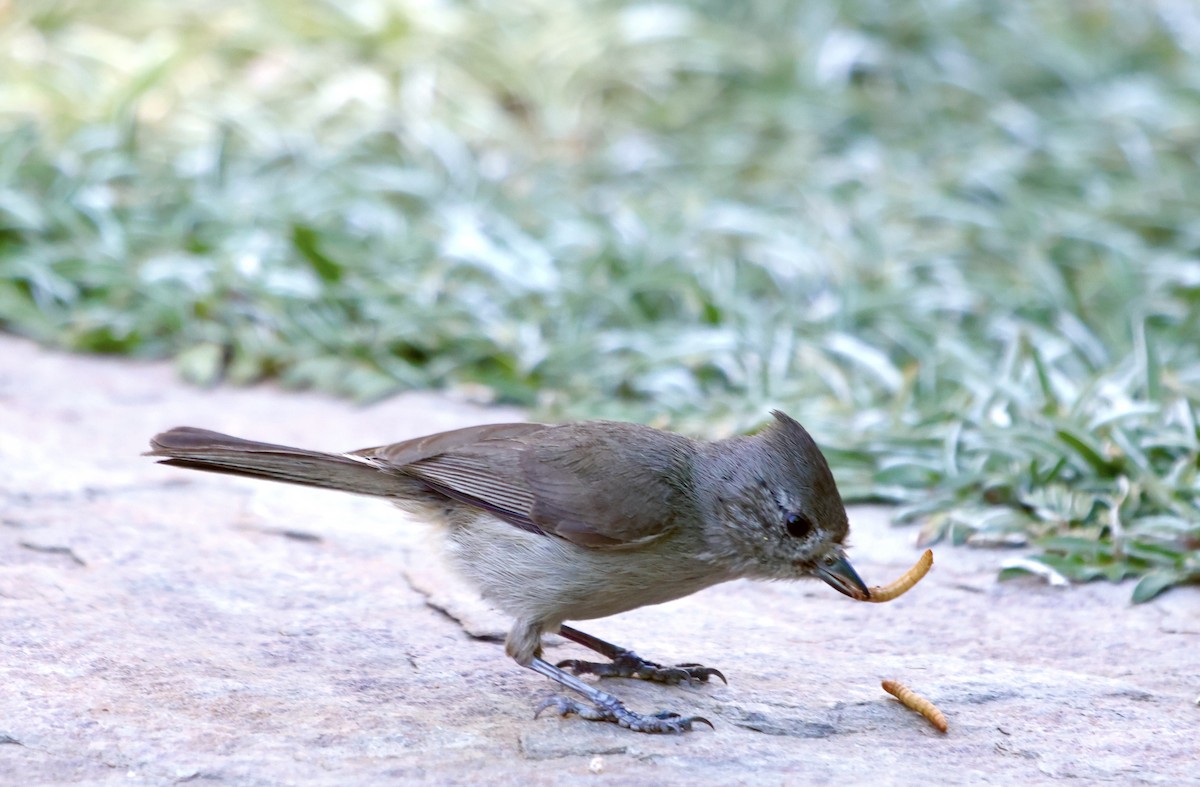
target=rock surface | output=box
[1,335,1195,785]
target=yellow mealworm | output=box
[865,549,933,602]
[881,679,948,733]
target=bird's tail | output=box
[146,426,409,498]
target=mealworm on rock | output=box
[865,549,933,602]
[881,679,948,733]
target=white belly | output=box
[442,513,726,626]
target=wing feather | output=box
[355,420,698,549]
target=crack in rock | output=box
[724,708,838,738]
[401,556,509,642]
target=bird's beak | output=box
[816,552,870,600]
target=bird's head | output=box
[697,411,868,599]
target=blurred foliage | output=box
[1,0,1198,599]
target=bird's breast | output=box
[441,512,727,624]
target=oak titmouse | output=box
[147,410,867,733]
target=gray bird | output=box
[147,410,867,733]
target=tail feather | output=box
[147,427,410,498]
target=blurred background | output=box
[1,0,1197,597]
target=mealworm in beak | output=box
[881,679,948,733]
[865,549,933,602]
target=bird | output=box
[146,410,867,733]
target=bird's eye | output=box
[785,512,813,539]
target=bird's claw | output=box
[556,651,727,685]
[535,695,713,733]
[671,663,728,685]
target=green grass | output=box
[2,0,1198,600]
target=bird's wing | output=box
[351,423,547,533]
[355,421,696,549]
[519,422,697,547]
[350,422,550,466]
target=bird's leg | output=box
[529,658,712,733]
[554,624,727,685]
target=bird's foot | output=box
[535,694,713,733]
[557,650,726,685]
